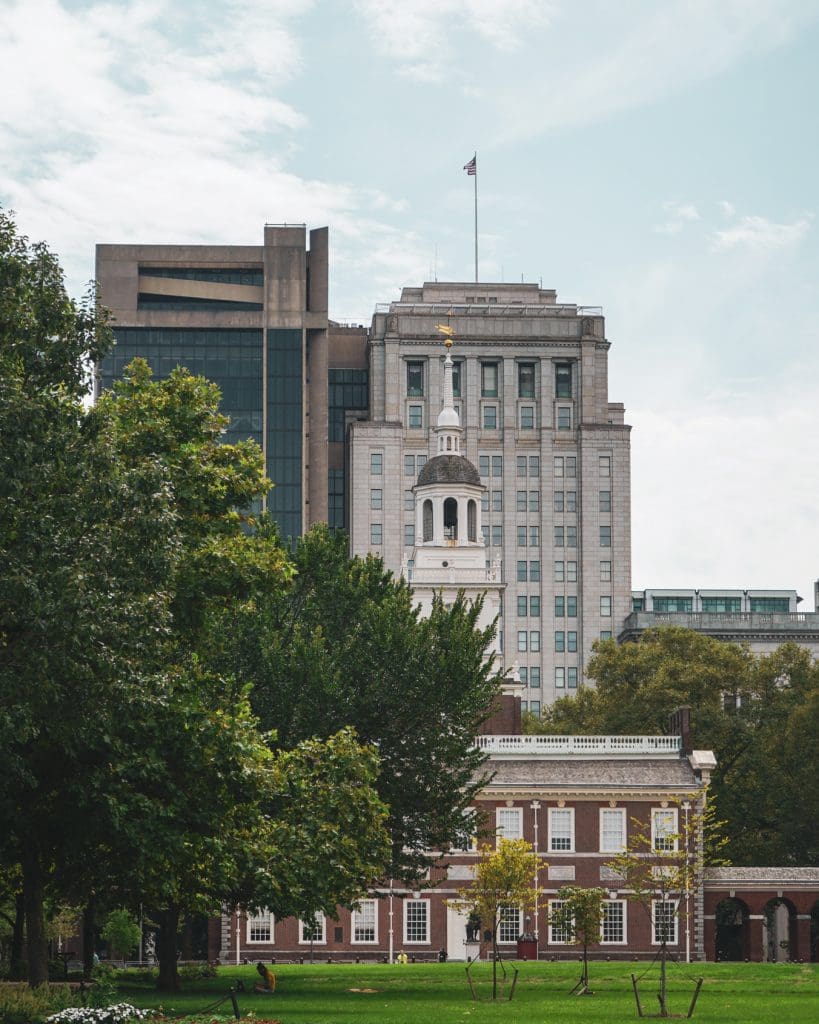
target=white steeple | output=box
[435,336,463,456]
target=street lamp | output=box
[682,801,691,964]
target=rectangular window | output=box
[299,913,326,944]
[633,597,644,611]
[749,596,790,613]
[483,405,497,429]
[404,454,415,476]
[555,667,565,689]
[371,453,383,475]
[452,361,462,397]
[518,362,535,398]
[520,406,535,429]
[529,560,541,582]
[554,457,563,478]
[599,455,611,477]
[652,809,678,852]
[549,807,574,851]
[498,906,521,944]
[517,596,528,618]
[600,630,612,640]
[529,699,541,716]
[555,631,565,652]
[567,631,577,653]
[519,667,528,685]
[404,489,414,510]
[248,910,273,943]
[600,808,627,853]
[528,490,539,512]
[600,490,611,512]
[600,526,611,547]
[701,596,742,613]
[600,596,611,617]
[567,596,577,617]
[567,667,578,689]
[566,526,577,548]
[554,560,564,583]
[407,361,424,396]
[529,630,541,652]
[557,406,572,430]
[492,490,503,512]
[566,457,576,478]
[566,491,577,512]
[554,526,564,547]
[517,490,527,512]
[492,455,503,477]
[653,596,693,612]
[481,492,489,512]
[492,525,502,546]
[517,630,527,652]
[497,807,523,840]
[530,596,540,617]
[549,900,571,943]
[408,405,423,428]
[371,523,382,545]
[554,490,564,513]
[529,456,540,476]
[530,667,541,687]
[555,596,565,617]
[567,561,577,582]
[530,526,539,547]
[404,523,415,546]
[602,901,626,944]
[516,456,527,477]
[417,455,426,472]
[517,560,527,582]
[352,900,378,943]
[517,526,527,547]
[404,900,430,944]
[479,455,490,478]
[600,560,612,582]
[555,363,572,398]
[481,362,498,397]
[370,488,382,510]
[653,901,678,945]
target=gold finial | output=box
[435,323,455,348]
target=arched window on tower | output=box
[444,497,458,540]
[423,499,433,542]
[468,499,477,542]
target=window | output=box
[404,454,415,477]
[554,526,564,547]
[548,900,571,943]
[404,523,415,546]
[479,455,490,478]
[529,631,541,652]
[566,491,576,512]
[555,596,565,617]
[517,596,528,617]
[492,490,503,511]
[528,491,539,512]
[407,361,424,396]
[530,526,539,546]
[600,596,611,617]
[557,406,572,430]
[371,453,382,475]
[555,363,572,398]
[529,560,541,581]
[549,807,574,851]
[371,523,382,545]
[554,560,564,582]
[498,906,521,944]
[299,913,326,944]
[566,526,577,547]
[408,405,423,428]
[496,807,523,840]
[652,809,678,852]
[530,667,541,687]
[517,490,527,512]
[517,560,527,582]
[404,489,414,511]
[567,596,577,617]
[600,526,611,547]
[653,901,678,945]
[554,490,564,513]
[520,406,535,429]
[566,457,576,478]
[422,500,433,542]
[481,362,498,397]
[529,456,540,476]
[517,526,527,547]
[555,667,565,689]
[599,455,611,477]
[404,900,430,944]
[248,910,273,942]
[653,596,692,612]
[530,699,541,715]
[517,630,528,652]
[370,488,382,510]
[481,492,489,512]
[749,596,790,613]
[567,667,578,689]
[483,405,497,429]
[491,525,502,546]
[600,560,612,582]
[519,667,528,685]
[555,631,565,652]
[352,900,378,943]
[701,596,742,613]
[600,630,612,640]
[599,490,611,512]
[633,597,644,611]
[567,631,577,653]
[530,596,540,617]
[518,362,535,398]
[516,456,527,477]
[600,808,626,853]
[602,901,626,944]
[492,455,503,477]
[567,561,577,582]
[452,361,462,397]
[554,457,564,478]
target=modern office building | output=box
[95,225,369,537]
[622,587,819,657]
[348,282,632,708]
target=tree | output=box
[101,910,141,962]
[548,886,607,994]
[215,526,505,884]
[453,839,541,1000]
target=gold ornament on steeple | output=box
[435,322,454,348]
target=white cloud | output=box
[719,200,736,217]
[711,214,812,252]
[653,201,700,235]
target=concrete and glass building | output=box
[348,282,632,708]
[96,225,368,538]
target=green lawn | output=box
[115,960,819,1024]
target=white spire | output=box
[438,349,460,429]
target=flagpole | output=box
[473,151,478,283]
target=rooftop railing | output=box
[374,302,603,317]
[622,611,819,633]
[474,735,682,758]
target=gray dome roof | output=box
[417,454,481,487]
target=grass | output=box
[113,960,819,1024]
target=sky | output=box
[2,0,818,604]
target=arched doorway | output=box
[422,500,433,542]
[763,897,798,962]
[715,898,750,961]
[443,497,458,540]
[467,500,477,542]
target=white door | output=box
[446,904,471,960]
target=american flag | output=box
[463,155,476,176]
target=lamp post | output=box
[530,801,541,939]
[388,878,395,965]
[682,800,691,964]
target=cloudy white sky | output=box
[2,0,818,602]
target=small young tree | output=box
[453,838,542,1001]
[549,886,607,994]
[101,909,142,962]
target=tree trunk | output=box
[582,941,589,991]
[659,942,668,1017]
[21,844,48,988]
[11,892,25,980]
[82,896,97,980]
[492,928,498,1000]
[156,906,180,992]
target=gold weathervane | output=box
[435,322,454,348]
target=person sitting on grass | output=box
[253,961,276,993]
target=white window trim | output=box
[652,899,679,946]
[352,900,379,944]
[403,899,431,945]
[547,900,572,945]
[599,807,627,853]
[496,806,523,841]
[601,900,628,945]
[298,914,327,945]
[246,910,274,943]
[497,905,522,944]
[651,808,679,852]
[548,806,575,853]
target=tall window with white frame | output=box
[549,807,574,852]
[299,913,326,944]
[498,906,522,944]
[652,808,678,852]
[652,900,678,945]
[352,900,378,943]
[247,909,273,943]
[548,900,570,944]
[496,806,523,841]
[599,807,626,853]
[602,901,626,944]
[404,900,430,944]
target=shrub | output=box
[46,1005,154,1024]
[0,983,77,1024]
